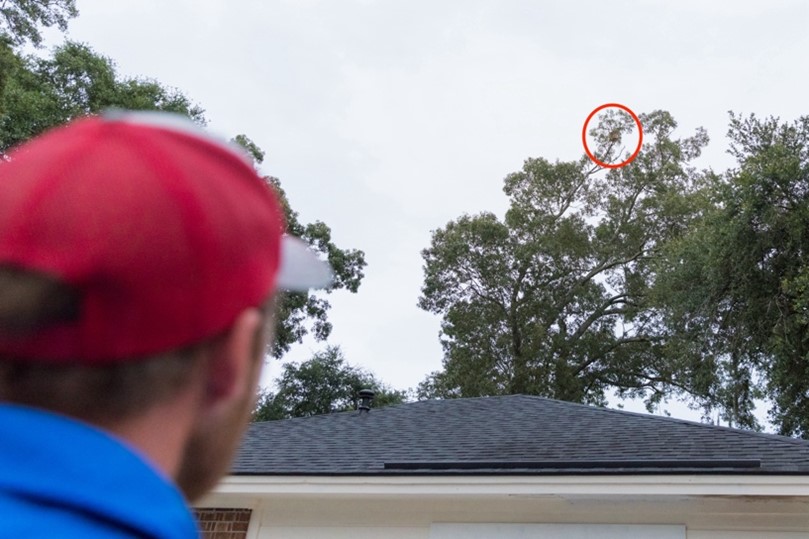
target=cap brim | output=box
[277,235,333,291]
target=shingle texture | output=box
[234,395,809,475]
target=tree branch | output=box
[569,294,630,343]
[572,335,661,378]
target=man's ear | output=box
[202,307,264,409]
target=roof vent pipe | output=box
[358,389,375,413]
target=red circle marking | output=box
[581,103,643,169]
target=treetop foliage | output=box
[0,0,78,47]
[0,40,206,153]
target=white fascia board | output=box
[213,474,809,497]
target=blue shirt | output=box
[0,404,199,538]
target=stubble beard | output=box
[175,304,272,502]
[174,388,255,502]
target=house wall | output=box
[199,475,809,538]
[201,493,809,538]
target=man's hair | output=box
[0,266,210,423]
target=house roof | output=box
[234,395,809,476]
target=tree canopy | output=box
[419,109,809,437]
[0,29,365,361]
[653,113,809,436]
[0,0,78,47]
[231,136,367,358]
[253,346,407,421]
[0,41,206,153]
[418,110,708,406]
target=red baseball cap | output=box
[0,111,332,363]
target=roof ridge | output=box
[496,394,809,449]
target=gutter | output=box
[211,474,809,498]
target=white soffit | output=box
[216,475,809,497]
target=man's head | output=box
[0,111,331,500]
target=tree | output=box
[653,113,809,435]
[231,136,367,358]
[269,205,367,358]
[0,41,205,153]
[0,0,78,47]
[418,110,710,409]
[253,346,407,421]
[0,39,366,359]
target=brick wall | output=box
[193,508,252,539]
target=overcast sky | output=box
[54,0,809,423]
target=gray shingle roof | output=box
[234,395,809,475]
